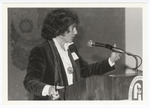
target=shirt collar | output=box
[52,38,74,51]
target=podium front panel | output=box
[64,74,139,100]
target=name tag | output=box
[71,52,79,60]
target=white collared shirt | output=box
[53,38,74,85]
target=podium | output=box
[63,74,143,100]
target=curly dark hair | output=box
[41,8,79,40]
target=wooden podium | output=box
[62,74,142,100]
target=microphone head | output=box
[87,40,94,47]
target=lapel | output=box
[69,44,82,82]
[46,40,69,86]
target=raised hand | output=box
[109,44,121,64]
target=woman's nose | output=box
[73,27,78,35]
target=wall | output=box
[125,8,142,74]
[8,8,125,100]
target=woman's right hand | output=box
[48,86,64,100]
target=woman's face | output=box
[61,24,78,43]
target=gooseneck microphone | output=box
[87,40,125,53]
[87,40,142,73]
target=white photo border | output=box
[1,1,150,108]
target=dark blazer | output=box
[23,40,115,100]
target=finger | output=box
[114,52,119,57]
[51,94,60,100]
[56,86,64,89]
[113,44,116,47]
[52,94,60,98]
[50,90,59,97]
[116,57,120,61]
[51,88,59,94]
[116,53,120,57]
[119,53,122,57]
[117,53,121,58]
[116,55,120,60]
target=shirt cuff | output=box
[108,57,115,67]
[42,85,51,96]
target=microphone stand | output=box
[110,46,142,76]
[123,51,142,76]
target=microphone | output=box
[87,40,142,71]
[87,40,125,53]
[87,40,106,47]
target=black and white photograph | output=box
[1,1,149,107]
